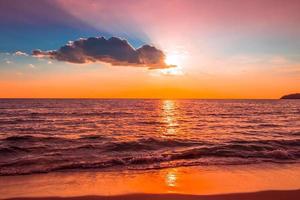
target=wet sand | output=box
[1,164,300,199]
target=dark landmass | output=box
[280,93,300,99]
[6,190,300,200]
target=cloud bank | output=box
[33,37,174,69]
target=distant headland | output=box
[280,93,300,99]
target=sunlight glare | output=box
[165,169,178,188]
[162,100,178,136]
[159,51,188,76]
[165,54,180,66]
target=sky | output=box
[0,0,299,98]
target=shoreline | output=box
[5,190,300,200]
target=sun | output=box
[159,53,185,75]
[165,54,180,66]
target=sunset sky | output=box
[0,0,300,98]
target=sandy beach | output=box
[1,164,300,200]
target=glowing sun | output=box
[165,54,180,66]
[160,53,185,75]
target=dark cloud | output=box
[32,37,174,69]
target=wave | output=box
[105,138,205,151]
[2,135,299,152]
[26,111,134,117]
[1,154,299,176]
[1,138,299,176]
[1,135,70,143]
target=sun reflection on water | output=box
[166,169,178,187]
[162,100,178,136]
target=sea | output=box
[0,99,299,176]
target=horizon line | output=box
[0,97,285,100]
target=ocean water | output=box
[0,99,299,175]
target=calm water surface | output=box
[0,99,299,175]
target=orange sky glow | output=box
[0,0,299,98]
